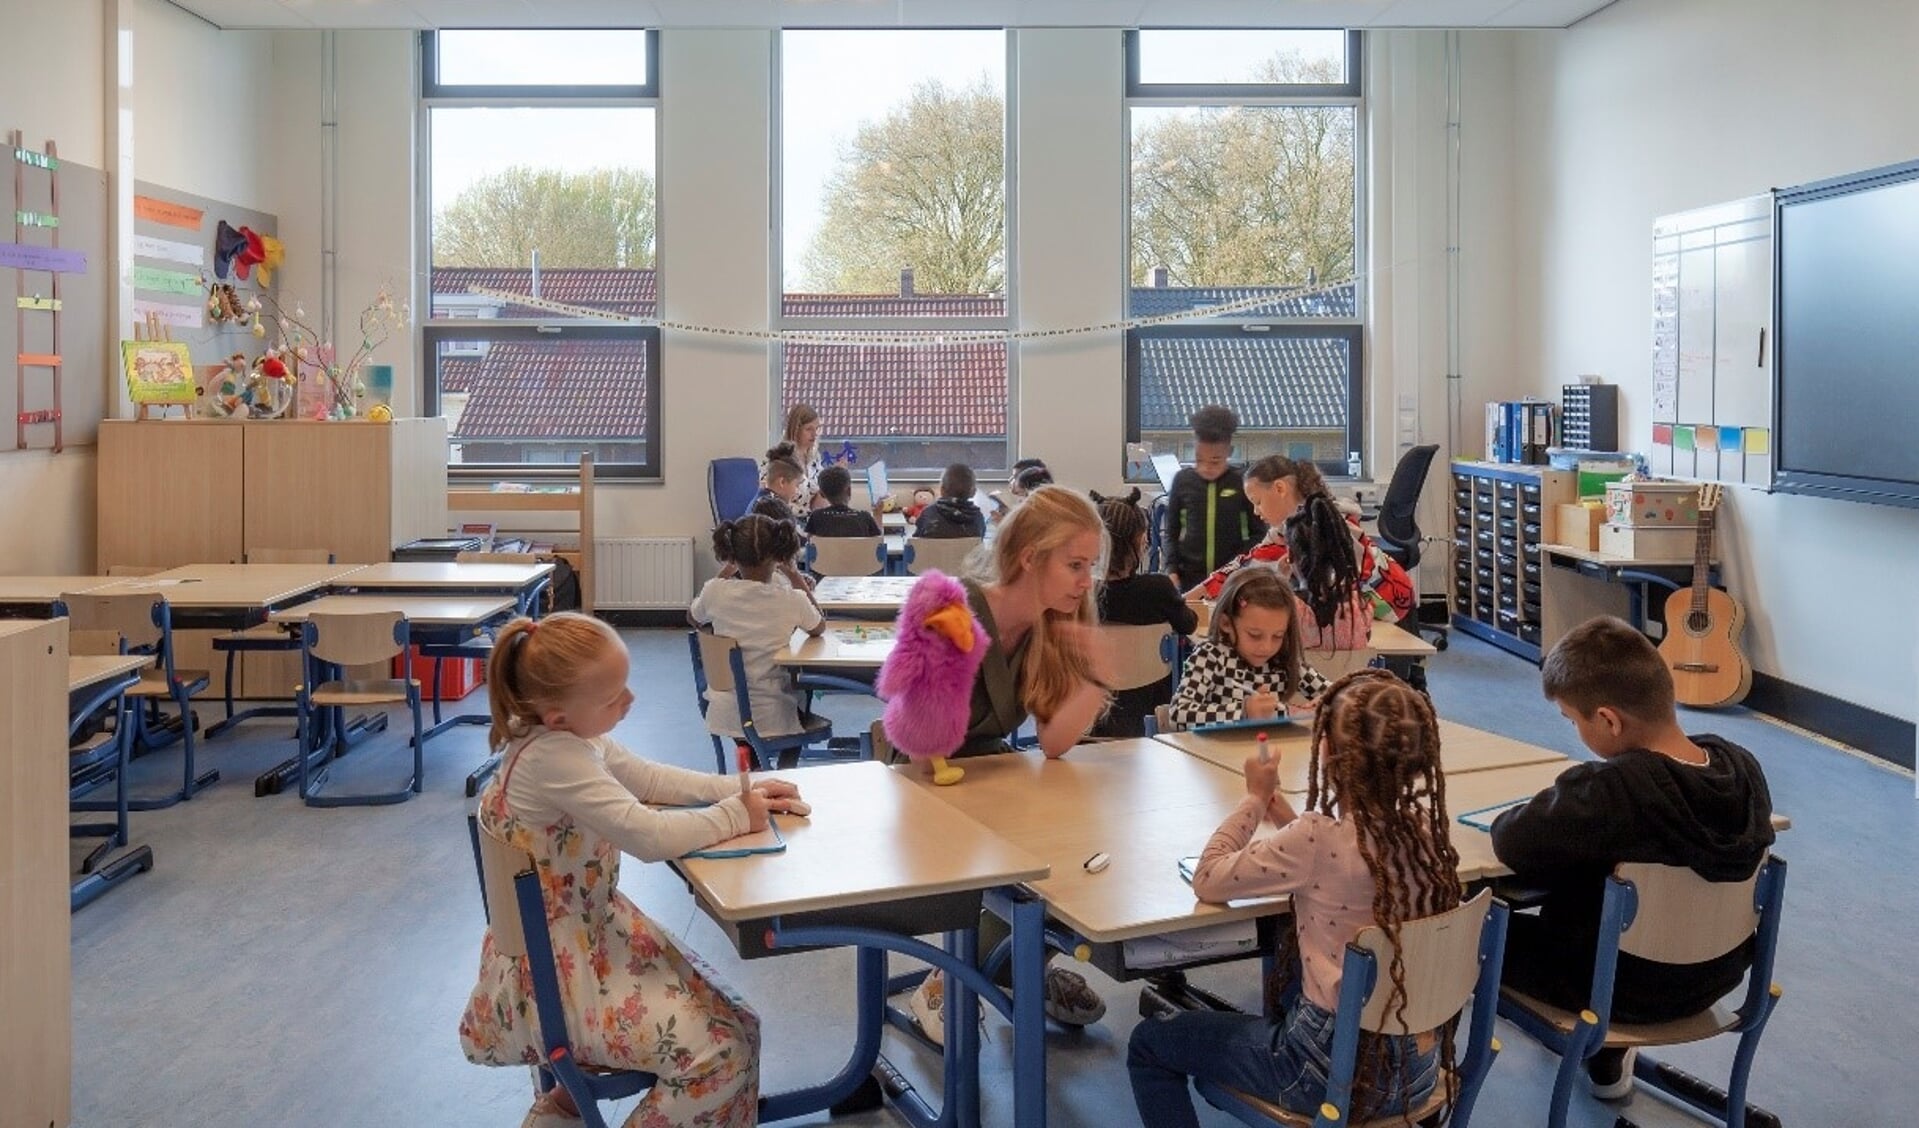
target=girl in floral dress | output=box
[459,612,808,1128]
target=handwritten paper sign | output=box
[134,195,203,230]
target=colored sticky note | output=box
[16,296,60,311]
[133,265,203,296]
[13,147,58,170]
[135,234,205,268]
[133,299,205,330]
[134,195,203,230]
[0,242,87,273]
[1696,426,1720,451]
[14,209,58,227]
[1719,427,1742,451]
[1674,425,1696,452]
[17,353,61,367]
[1652,424,1673,445]
[1744,428,1771,454]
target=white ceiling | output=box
[166,0,1618,31]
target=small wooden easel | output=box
[130,311,195,420]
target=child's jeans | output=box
[1128,998,1439,1128]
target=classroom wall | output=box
[1510,0,1919,723]
[133,0,274,211]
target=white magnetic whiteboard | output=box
[1649,195,1774,487]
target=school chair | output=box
[904,536,982,577]
[692,629,837,771]
[59,590,214,808]
[684,631,738,774]
[1095,624,1179,696]
[707,457,760,525]
[424,551,554,796]
[1372,443,1448,653]
[1497,857,1787,1128]
[208,548,335,739]
[295,610,426,807]
[467,814,655,1128]
[64,647,153,908]
[803,536,887,577]
[1195,890,1510,1128]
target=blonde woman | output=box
[776,403,826,511]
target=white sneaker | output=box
[908,970,946,1048]
[1587,1046,1638,1100]
[1042,966,1108,1027]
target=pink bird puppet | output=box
[878,570,989,785]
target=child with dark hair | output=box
[691,515,826,744]
[1092,488,1197,737]
[1167,568,1329,729]
[756,442,808,520]
[804,464,883,539]
[914,462,987,539]
[1492,615,1774,1099]
[1162,406,1265,590]
[1131,670,1459,1125]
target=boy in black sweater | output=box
[914,463,987,539]
[803,465,883,538]
[1492,615,1774,1099]
[1160,405,1264,590]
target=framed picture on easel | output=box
[121,338,198,416]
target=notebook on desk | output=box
[1190,715,1294,735]
[1454,800,1530,832]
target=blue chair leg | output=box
[222,647,239,723]
[410,693,425,795]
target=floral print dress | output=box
[459,746,760,1127]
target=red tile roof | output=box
[783,342,1007,438]
[430,266,656,318]
[450,339,649,440]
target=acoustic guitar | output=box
[1659,484,1752,707]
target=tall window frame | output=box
[771,28,1019,479]
[417,29,664,480]
[1122,29,1367,481]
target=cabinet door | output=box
[96,421,245,569]
[242,423,394,564]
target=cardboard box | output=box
[1604,481,1700,527]
[393,644,484,701]
[1552,503,1603,551]
[1599,523,1699,561]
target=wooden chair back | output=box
[305,611,407,667]
[1353,888,1495,1035]
[105,564,162,577]
[248,548,333,564]
[806,536,886,578]
[474,821,538,961]
[1095,624,1175,692]
[1152,703,1176,735]
[456,551,541,565]
[906,536,981,576]
[1616,861,1763,964]
[695,630,741,695]
[68,629,127,657]
[61,591,162,651]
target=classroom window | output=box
[776,29,1013,475]
[420,30,661,478]
[1124,29,1365,480]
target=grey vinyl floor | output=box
[67,629,1918,1127]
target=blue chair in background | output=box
[708,457,761,526]
[690,629,839,771]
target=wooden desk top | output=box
[901,740,1286,943]
[775,622,896,669]
[813,575,916,613]
[1546,544,1713,570]
[674,761,1047,922]
[0,618,54,640]
[338,561,554,590]
[269,593,515,627]
[0,576,119,603]
[108,563,365,609]
[68,654,152,693]
[1443,760,1583,881]
[1156,718,1570,793]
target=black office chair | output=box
[1374,443,1448,652]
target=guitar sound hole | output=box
[1687,612,1711,633]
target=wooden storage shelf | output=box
[447,454,594,614]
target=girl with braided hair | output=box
[690,514,825,757]
[1092,488,1198,737]
[1129,669,1462,1126]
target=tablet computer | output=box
[1190,715,1295,735]
[865,460,889,504]
[1152,452,1182,492]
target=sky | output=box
[426,27,1344,289]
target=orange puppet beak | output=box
[921,602,977,653]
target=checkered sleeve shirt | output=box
[1169,640,1331,729]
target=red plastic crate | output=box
[393,644,485,700]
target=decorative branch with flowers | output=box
[254,285,410,419]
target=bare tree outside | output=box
[1130,53,1356,288]
[800,78,1005,295]
[434,166,656,269]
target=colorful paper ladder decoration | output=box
[12,129,63,450]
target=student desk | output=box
[104,562,368,623]
[674,761,1051,1128]
[333,560,553,611]
[814,575,917,618]
[67,654,157,909]
[1155,718,1569,792]
[774,622,897,670]
[1542,544,1714,654]
[259,594,516,796]
[0,575,118,617]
